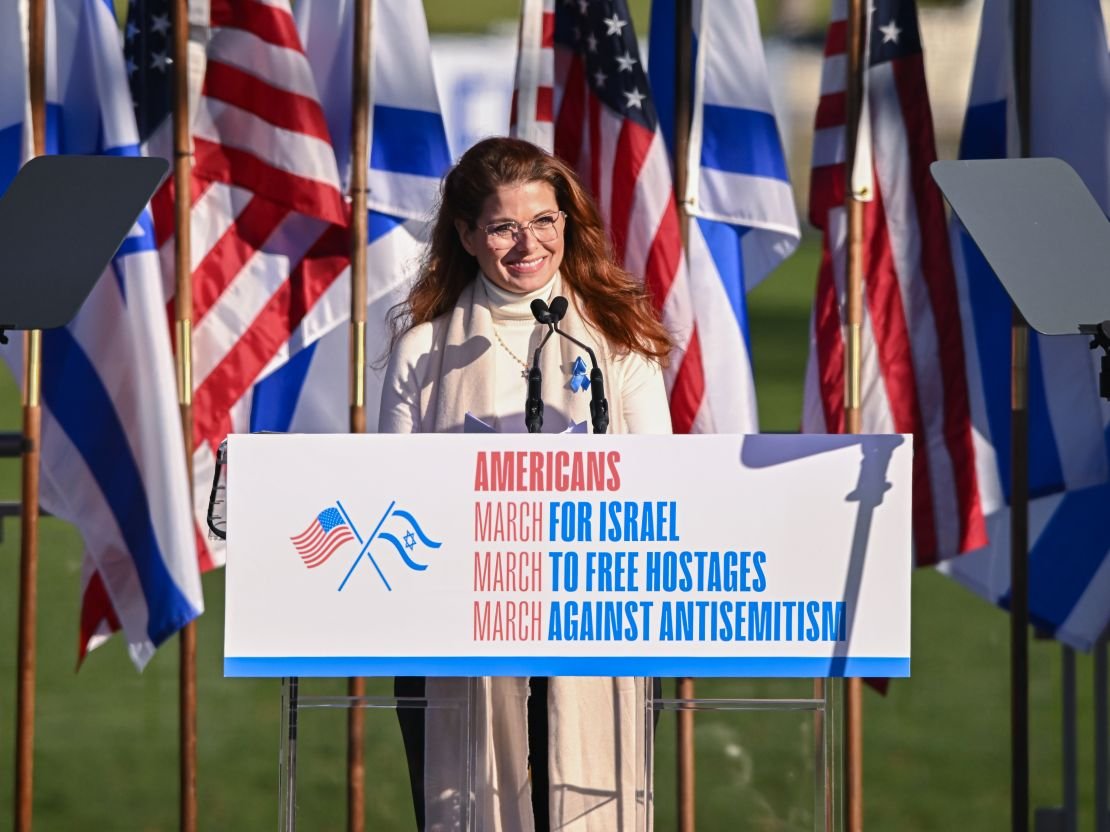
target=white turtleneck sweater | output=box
[379,273,672,434]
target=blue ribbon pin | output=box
[570,356,590,392]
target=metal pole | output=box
[170,2,198,830]
[1062,646,1077,832]
[1011,1,1032,829]
[14,2,45,830]
[844,0,866,828]
[347,1,373,829]
[1096,636,1108,832]
[672,1,695,830]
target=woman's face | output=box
[457,180,565,294]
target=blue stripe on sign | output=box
[1024,482,1110,633]
[700,105,789,182]
[695,217,751,351]
[371,105,451,179]
[42,327,199,645]
[224,656,910,678]
[250,340,320,433]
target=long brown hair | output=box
[390,137,672,363]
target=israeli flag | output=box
[250,0,452,433]
[649,0,800,433]
[940,0,1110,650]
[0,0,202,669]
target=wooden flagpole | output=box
[843,0,866,829]
[171,2,198,830]
[1010,2,1032,829]
[14,3,46,830]
[672,1,695,830]
[347,1,373,829]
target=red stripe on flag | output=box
[814,93,846,130]
[77,569,121,667]
[541,11,555,47]
[863,186,940,560]
[668,329,706,435]
[192,198,291,322]
[588,97,602,198]
[554,56,587,169]
[152,175,216,250]
[813,236,846,433]
[808,164,846,229]
[193,137,348,227]
[893,54,987,557]
[642,193,683,311]
[192,222,349,451]
[536,87,554,123]
[608,120,653,265]
[825,20,847,56]
[203,61,332,143]
[210,0,304,51]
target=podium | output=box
[223,433,912,830]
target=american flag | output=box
[512,0,703,433]
[803,0,987,565]
[127,0,350,570]
[291,507,356,568]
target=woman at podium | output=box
[380,136,672,831]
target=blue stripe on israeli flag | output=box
[42,327,199,645]
[700,105,789,181]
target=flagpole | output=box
[171,1,198,830]
[347,1,373,829]
[843,0,867,829]
[14,2,45,830]
[1010,1,1032,829]
[671,1,696,830]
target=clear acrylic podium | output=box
[221,432,902,831]
[276,676,842,830]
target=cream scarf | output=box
[412,274,650,832]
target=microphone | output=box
[525,300,558,433]
[546,295,609,434]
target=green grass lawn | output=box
[0,237,1102,830]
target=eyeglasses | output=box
[481,211,566,249]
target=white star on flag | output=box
[151,51,170,72]
[594,68,608,88]
[615,51,637,72]
[880,19,902,44]
[623,87,645,109]
[586,32,598,52]
[603,14,627,36]
[151,13,170,34]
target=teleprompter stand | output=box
[932,156,1110,832]
[0,154,168,339]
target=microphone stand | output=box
[545,296,610,435]
[525,324,556,434]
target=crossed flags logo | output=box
[291,500,441,591]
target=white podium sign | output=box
[224,433,912,678]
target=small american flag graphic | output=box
[291,508,355,568]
